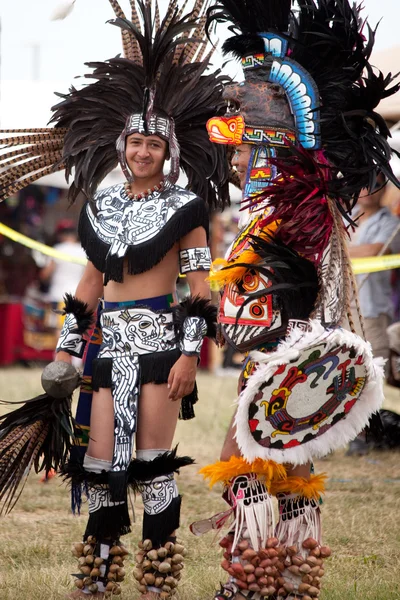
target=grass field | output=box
[0,367,399,600]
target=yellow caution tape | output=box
[0,222,87,265]
[351,254,400,275]
[2,219,400,275]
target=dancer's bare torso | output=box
[103,243,179,302]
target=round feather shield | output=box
[234,322,385,465]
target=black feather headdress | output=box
[0,0,230,209]
[206,0,399,209]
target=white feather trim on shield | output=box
[234,320,385,465]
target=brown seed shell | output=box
[308,585,320,597]
[318,568,325,577]
[302,574,314,584]
[243,564,255,574]
[266,537,279,548]
[113,585,122,596]
[171,553,184,564]
[159,561,172,573]
[248,583,260,592]
[291,555,304,566]
[74,579,84,589]
[284,581,295,592]
[142,559,152,571]
[307,556,319,567]
[166,577,177,588]
[152,560,161,570]
[133,568,143,581]
[107,573,116,581]
[144,573,156,585]
[238,540,249,552]
[288,565,300,576]
[255,567,264,578]
[299,583,311,593]
[155,576,165,588]
[109,564,119,574]
[286,545,298,556]
[299,563,312,574]
[138,585,147,593]
[147,549,159,561]
[319,546,332,558]
[78,557,86,567]
[90,568,100,578]
[94,557,103,567]
[83,544,93,556]
[242,549,257,561]
[302,538,319,550]
[157,547,168,559]
[109,546,122,556]
[310,566,321,577]
[142,539,153,551]
[79,566,91,576]
[171,563,183,572]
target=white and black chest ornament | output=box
[78,183,209,284]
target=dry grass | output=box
[0,367,399,599]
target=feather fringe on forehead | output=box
[0,0,230,209]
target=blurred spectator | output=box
[39,219,86,302]
[347,175,400,455]
[349,175,400,365]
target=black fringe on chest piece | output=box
[78,196,209,285]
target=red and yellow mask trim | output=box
[206,115,245,145]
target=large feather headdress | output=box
[0,0,230,209]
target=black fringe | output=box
[128,447,194,489]
[60,459,109,486]
[108,470,128,503]
[180,383,198,420]
[140,349,181,384]
[84,501,131,540]
[142,495,182,548]
[92,358,113,391]
[174,296,218,339]
[60,293,94,333]
[79,194,210,284]
[92,351,197,420]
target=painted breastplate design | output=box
[86,183,197,258]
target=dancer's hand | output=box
[55,350,72,364]
[167,355,197,401]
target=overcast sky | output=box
[1,0,400,127]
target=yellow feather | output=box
[199,455,287,489]
[270,473,327,499]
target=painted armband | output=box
[179,247,212,274]
[56,294,94,358]
[175,296,217,357]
